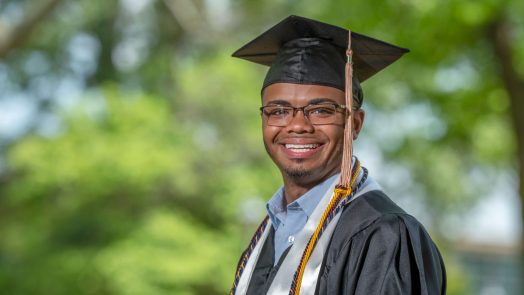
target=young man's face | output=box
[261,83,364,186]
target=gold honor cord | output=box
[289,161,360,295]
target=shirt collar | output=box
[266,188,286,228]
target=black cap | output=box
[232,15,409,101]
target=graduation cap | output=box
[232,15,409,97]
[232,15,408,188]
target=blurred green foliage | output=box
[1,0,523,294]
[0,83,274,294]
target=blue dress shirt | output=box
[266,173,340,264]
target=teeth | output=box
[285,144,320,149]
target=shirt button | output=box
[288,235,295,243]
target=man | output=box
[230,15,446,295]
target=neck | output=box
[281,171,339,205]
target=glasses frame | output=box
[260,103,349,127]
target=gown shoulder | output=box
[316,190,447,295]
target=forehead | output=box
[262,83,345,104]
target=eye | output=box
[308,105,336,116]
[267,106,291,117]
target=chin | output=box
[283,168,313,179]
[281,160,340,184]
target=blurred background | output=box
[0,0,522,294]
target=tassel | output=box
[339,30,354,189]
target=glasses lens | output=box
[305,104,337,125]
[264,106,292,126]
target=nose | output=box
[286,109,314,133]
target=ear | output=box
[352,109,365,140]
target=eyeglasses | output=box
[260,103,348,127]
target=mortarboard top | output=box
[232,15,409,83]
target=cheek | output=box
[324,126,345,142]
[332,136,345,153]
[325,127,346,153]
[262,126,279,145]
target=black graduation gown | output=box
[243,190,446,295]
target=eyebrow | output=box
[309,98,339,105]
[265,99,292,106]
[264,98,339,107]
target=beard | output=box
[284,168,313,178]
[282,159,313,179]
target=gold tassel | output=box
[339,30,354,189]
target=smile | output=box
[281,143,323,158]
[285,144,320,152]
